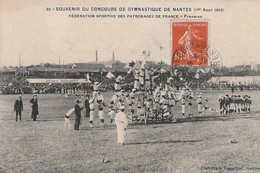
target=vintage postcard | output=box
[0,0,259,172]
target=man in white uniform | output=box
[92,82,102,101]
[97,92,105,125]
[115,106,128,145]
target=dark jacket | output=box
[75,104,83,117]
[30,98,38,114]
[85,99,90,110]
[14,100,23,111]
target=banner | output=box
[27,78,89,84]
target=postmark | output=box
[171,21,208,66]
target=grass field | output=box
[0,90,259,173]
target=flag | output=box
[127,68,133,75]
[72,64,77,69]
[100,68,107,74]
[8,82,13,87]
[86,73,92,83]
[86,73,90,81]
[117,75,122,80]
[195,72,200,79]
[106,72,115,79]
[161,68,167,73]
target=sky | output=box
[0,0,260,67]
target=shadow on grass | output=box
[126,139,203,145]
[131,112,260,126]
[3,112,259,125]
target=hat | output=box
[94,82,99,85]
[18,95,22,98]
[76,99,82,103]
[33,94,37,97]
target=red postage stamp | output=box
[172,21,208,66]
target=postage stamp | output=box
[172,21,208,66]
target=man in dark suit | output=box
[74,99,83,130]
[14,96,23,121]
[30,94,39,121]
[85,95,90,117]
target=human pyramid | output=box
[84,60,213,127]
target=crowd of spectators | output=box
[1,70,260,95]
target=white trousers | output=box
[182,105,185,114]
[116,123,126,144]
[99,110,104,119]
[92,91,98,100]
[64,118,71,131]
[134,81,140,89]
[109,110,115,119]
[198,104,202,112]
[90,111,94,121]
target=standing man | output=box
[109,100,116,123]
[89,99,95,127]
[85,95,90,117]
[74,99,83,130]
[97,91,105,126]
[115,106,128,145]
[30,94,39,121]
[14,95,23,121]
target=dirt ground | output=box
[0,90,259,173]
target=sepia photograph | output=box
[0,0,260,172]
